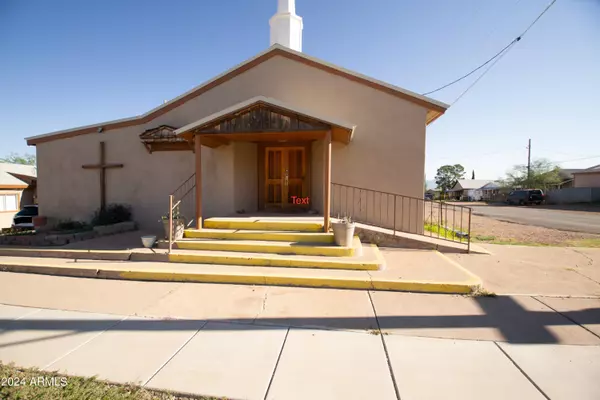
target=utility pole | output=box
[526,138,532,187]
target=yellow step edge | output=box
[168,251,380,271]
[174,240,354,257]
[184,230,335,243]
[0,258,478,294]
[117,271,477,294]
[204,220,324,232]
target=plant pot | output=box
[141,235,157,248]
[331,221,355,247]
[162,218,185,240]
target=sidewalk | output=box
[1,303,599,400]
[1,272,599,399]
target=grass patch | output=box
[424,223,467,242]
[472,236,600,248]
[0,362,219,400]
[471,237,551,247]
[470,286,497,297]
[567,238,600,248]
[474,235,496,241]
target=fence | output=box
[331,182,472,250]
[545,187,600,204]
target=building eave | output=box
[26,44,448,146]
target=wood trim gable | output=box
[27,47,447,146]
[0,184,28,190]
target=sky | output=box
[1,0,599,184]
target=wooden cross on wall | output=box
[82,141,124,211]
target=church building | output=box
[25,0,448,234]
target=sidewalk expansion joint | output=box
[532,296,600,341]
[142,322,207,387]
[493,342,551,400]
[43,315,129,370]
[263,326,290,400]
[367,291,401,400]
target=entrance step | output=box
[162,244,383,271]
[184,229,334,243]
[204,217,324,232]
[168,238,359,257]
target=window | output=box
[0,194,18,212]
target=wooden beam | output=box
[194,135,203,229]
[323,130,332,233]
[200,136,230,148]
[198,130,328,143]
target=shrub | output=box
[91,204,132,226]
[55,220,90,232]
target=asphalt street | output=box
[470,205,600,234]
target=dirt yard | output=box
[469,213,600,246]
[425,202,600,247]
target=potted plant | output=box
[331,216,355,247]
[160,205,185,240]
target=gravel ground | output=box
[469,213,600,245]
[425,203,600,246]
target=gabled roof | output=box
[558,168,586,180]
[139,125,185,142]
[451,179,494,191]
[573,164,600,175]
[25,44,449,146]
[175,96,355,144]
[0,162,36,189]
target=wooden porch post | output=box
[323,130,332,232]
[194,134,203,229]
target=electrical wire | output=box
[421,0,557,98]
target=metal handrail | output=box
[167,174,196,254]
[331,182,472,251]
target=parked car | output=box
[12,205,39,229]
[506,190,544,206]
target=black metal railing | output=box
[331,182,472,251]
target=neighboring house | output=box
[573,164,600,188]
[480,181,502,200]
[0,162,37,229]
[550,168,587,189]
[448,180,494,201]
[23,2,449,235]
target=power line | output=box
[554,155,600,164]
[422,39,519,96]
[422,0,557,98]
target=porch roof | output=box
[175,96,356,146]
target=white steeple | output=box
[269,0,303,52]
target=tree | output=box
[435,164,465,193]
[502,158,561,189]
[0,152,36,166]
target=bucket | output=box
[141,235,157,248]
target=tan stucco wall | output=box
[233,142,258,213]
[0,189,23,229]
[35,54,428,234]
[574,172,600,188]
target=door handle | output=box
[284,169,289,186]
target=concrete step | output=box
[168,238,359,257]
[184,229,334,243]
[0,251,481,294]
[162,245,384,271]
[203,217,324,232]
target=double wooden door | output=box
[265,146,307,208]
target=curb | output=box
[0,260,479,295]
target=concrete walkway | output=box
[1,272,599,399]
[1,302,599,400]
